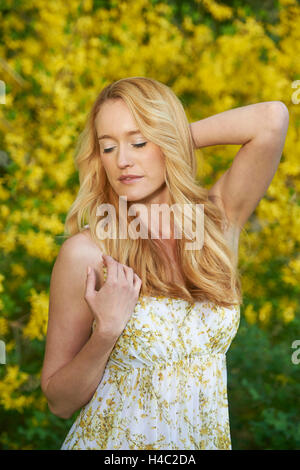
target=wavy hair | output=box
[64,77,243,307]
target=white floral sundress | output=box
[61,262,240,450]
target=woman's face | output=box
[95,99,170,207]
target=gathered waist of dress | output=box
[105,350,226,373]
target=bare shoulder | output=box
[56,229,105,290]
[60,228,103,257]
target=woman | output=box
[41,77,289,450]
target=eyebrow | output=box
[98,129,142,140]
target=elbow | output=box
[48,401,73,420]
[41,381,73,420]
[267,101,289,131]
[53,410,73,420]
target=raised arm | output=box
[189,101,289,230]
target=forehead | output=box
[95,99,136,129]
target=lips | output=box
[119,176,143,181]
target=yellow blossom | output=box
[199,0,233,21]
[23,288,49,341]
[258,302,272,325]
[0,274,4,293]
[244,304,257,325]
[0,317,9,336]
[11,263,26,278]
[18,230,59,261]
[0,365,34,411]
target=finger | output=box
[99,255,105,286]
[85,266,95,298]
[103,254,117,283]
[133,273,142,290]
[123,265,134,286]
[117,261,126,282]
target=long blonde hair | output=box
[64,77,243,307]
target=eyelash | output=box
[103,142,147,154]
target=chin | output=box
[121,193,147,202]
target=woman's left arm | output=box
[189,101,289,230]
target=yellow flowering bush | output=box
[0,365,35,412]
[0,0,299,450]
[23,289,49,341]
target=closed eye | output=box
[103,142,147,153]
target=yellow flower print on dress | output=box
[61,278,240,450]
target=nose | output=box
[116,144,134,168]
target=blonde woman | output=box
[41,77,289,450]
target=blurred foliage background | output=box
[0,0,299,450]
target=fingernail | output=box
[87,266,91,274]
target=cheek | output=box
[153,155,166,176]
[101,158,113,173]
[147,149,165,169]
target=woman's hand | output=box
[84,254,142,339]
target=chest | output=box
[107,295,241,368]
